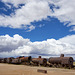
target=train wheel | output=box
[62,64,65,68]
[68,65,72,69]
[49,64,52,67]
[39,63,40,66]
[56,64,60,68]
[57,64,62,68]
[64,65,67,68]
[53,64,57,68]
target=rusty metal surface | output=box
[0,54,74,68]
[37,69,47,74]
[19,56,32,62]
[16,56,24,59]
[7,57,14,63]
[11,58,21,64]
[1,58,7,63]
[48,56,73,66]
[61,57,73,65]
[48,57,61,64]
[0,58,4,63]
[32,57,47,66]
[60,54,64,57]
[24,56,31,62]
[39,56,41,58]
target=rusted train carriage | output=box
[0,58,7,63]
[0,58,3,63]
[18,56,32,65]
[0,54,74,69]
[48,54,73,68]
[32,56,47,66]
[11,58,21,64]
[7,57,14,63]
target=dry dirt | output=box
[0,63,75,75]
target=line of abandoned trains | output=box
[0,54,74,69]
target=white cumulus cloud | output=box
[0,0,75,31]
[0,0,51,31]
[0,34,30,52]
[0,34,75,57]
[49,0,75,31]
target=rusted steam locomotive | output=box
[0,54,74,69]
[48,54,74,68]
[18,56,32,65]
[32,56,47,66]
[0,58,7,63]
[7,57,14,63]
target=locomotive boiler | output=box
[48,54,73,68]
[18,56,32,65]
[32,56,47,66]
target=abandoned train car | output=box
[32,56,47,66]
[48,54,73,68]
[18,56,32,65]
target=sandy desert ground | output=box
[0,63,75,75]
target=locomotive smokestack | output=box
[39,56,41,58]
[60,54,64,57]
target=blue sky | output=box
[0,17,75,42]
[0,0,75,58]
